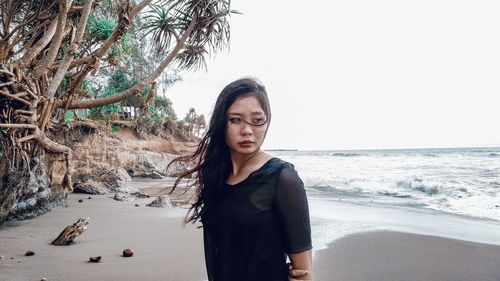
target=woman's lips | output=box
[239,141,254,147]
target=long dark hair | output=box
[167,77,271,226]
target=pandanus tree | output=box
[0,0,235,222]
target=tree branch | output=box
[34,127,71,153]
[36,0,73,76]
[14,110,35,115]
[45,0,93,99]
[65,15,197,110]
[13,19,58,68]
[70,0,153,70]
[0,89,31,106]
[11,20,51,48]
[131,0,152,18]
[0,123,38,129]
[6,1,56,42]
[16,134,36,143]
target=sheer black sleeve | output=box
[275,164,313,254]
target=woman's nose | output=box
[240,122,253,135]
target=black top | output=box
[203,158,312,281]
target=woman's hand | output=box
[288,250,313,280]
[288,263,312,281]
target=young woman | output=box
[168,78,313,281]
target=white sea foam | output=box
[272,147,500,221]
[269,147,500,251]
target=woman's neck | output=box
[230,150,263,176]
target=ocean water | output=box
[270,147,500,251]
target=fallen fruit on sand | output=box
[134,203,140,207]
[25,251,35,256]
[122,249,134,257]
[78,199,83,203]
[88,196,92,199]
[89,256,102,263]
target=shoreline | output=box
[308,196,500,252]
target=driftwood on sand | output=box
[51,218,90,246]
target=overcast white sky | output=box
[167,0,500,151]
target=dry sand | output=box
[1,191,500,281]
[0,193,206,281]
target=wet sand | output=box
[313,231,500,281]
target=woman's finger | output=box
[288,278,312,281]
[289,268,310,277]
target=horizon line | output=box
[263,144,500,152]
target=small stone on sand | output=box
[25,251,35,256]
[122,249,134,257]
[41,278,48,281]
[134,203,140,207]
[89,256,102,263]
[78,199,83,203]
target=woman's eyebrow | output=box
[227,111,264,116]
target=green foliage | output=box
[65,111,74,119]
[141,85,152,96]
[181,108,206,136]
[81,79,96,97]
[60,74,95,97]
[108,70,131,92]
[86,14,117,41]
[73,0,85,6]
[89,70,132,119]
[87,69,180,122]
[142,3,181,53]
[153,96,177,120]
[111,125,120,132]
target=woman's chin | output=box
[231,146,259,156]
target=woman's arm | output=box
[288,249,313,281]
[274,165,313,280]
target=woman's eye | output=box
[229,118,241,123]
[252,118,264,124]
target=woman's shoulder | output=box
[259,157,298,178]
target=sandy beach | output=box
[1,190,500,281]
[0,192,206,281]
[313,231,500,281]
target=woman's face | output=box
[225,95,268,157]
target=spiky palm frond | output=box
[142,1,184,53]
[86,14,118,40]
[141,0,236,69]
[176,44,207,70]
[172,0,237,70]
